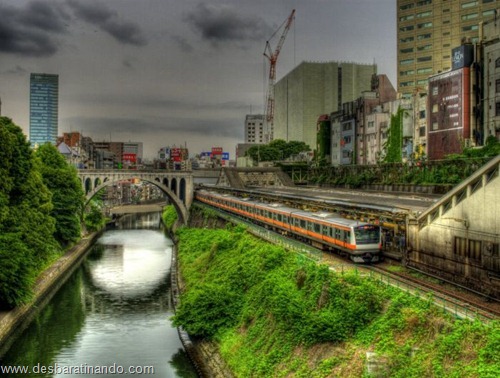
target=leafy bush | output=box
[162,205,178,229]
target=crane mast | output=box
[263,9,295,142]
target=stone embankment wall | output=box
[0,232,101,355]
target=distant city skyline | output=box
[0,0,396,158]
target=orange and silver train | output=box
[196,190,381,263]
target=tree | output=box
[35,143,85,246]
[0,117,60,308]
[246,140,310,162]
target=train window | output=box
[300,219,306,228]
[314,223,321,233]
[344,231,350,242]
[283,216,288,223]
[277,214,282,222]
[307,222,313,231]
[335,229,341,239]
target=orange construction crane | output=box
[263,9,295,142]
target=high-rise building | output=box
[244,114,265,144]
[29,73,59,146]
[274,61,376,149]
[396,0,498,98]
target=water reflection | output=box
[0,212,198,378]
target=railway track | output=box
[365,264,500,322]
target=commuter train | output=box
[195,190,381,263]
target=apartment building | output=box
[397,0,498,98]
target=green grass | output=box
[173,223,499,377]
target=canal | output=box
[0,212,198,377]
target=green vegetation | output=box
[35,143,85,247]
[83,193,106,232]
[246,139,310,162]
[173,223,499,377]
[0,117,84,309]
[162,205,178,229]
[384,107,405,163]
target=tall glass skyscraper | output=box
[29,73,59,146]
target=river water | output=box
[0,212,198,377]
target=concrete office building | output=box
[397,0,498,98]
[29,73,59,146]
[244,114,265,143]
[274,61,376,149]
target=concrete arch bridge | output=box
[78,170,193,224]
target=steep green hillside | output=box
[173,221,499,377]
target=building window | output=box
[417,67,433,74]
[368,121,374,128]
[417,0,432,5]
[496,79,500,93]
[400,59,415,65]
[462,25,478,32]
[400,69,415,76]
[417,44,432,51]
[400,25,414,32]
[400,15,415,21]
[417,33,432,40]
[416,11,432,18]
[400,3,414,10]
[462,1,478,8]
[418,22,433,29]
[400,81,415,87]
[462,13,478,20]
[400,36,415,43]
[419,110,426,119]
[400,47,414,54]
[417,56,432,62]
[432,104,439,113]
[495,58,500,68]
[483,9,496,17]
[417,79,428,85]
[496,102,500,117]
[419,126,426,137]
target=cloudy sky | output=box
[0,0,396,159]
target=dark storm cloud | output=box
[0,1,68,56]
[67,0,147,46]
[184,3,272,46]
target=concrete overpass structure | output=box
[78,170,193,224]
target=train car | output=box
[196,190,381,263]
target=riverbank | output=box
[0,232,100,355]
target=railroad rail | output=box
[365,265,499,323]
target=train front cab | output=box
[351,224,381,263]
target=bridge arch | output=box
[85,178,188,224]
[78,170,194,225]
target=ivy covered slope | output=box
[173,224,499,377]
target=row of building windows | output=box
[398,21,432,29]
